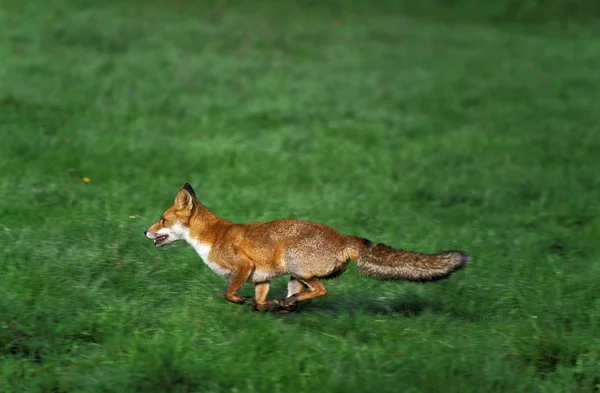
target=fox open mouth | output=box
[154,235,168,247]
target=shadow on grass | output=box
[294,294,479,321]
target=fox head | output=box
[144,183,197,247]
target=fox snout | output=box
[145,229,171,247]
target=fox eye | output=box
[160,217,166,225]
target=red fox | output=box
[144,183,469,313]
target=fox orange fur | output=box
[145,183,469,313]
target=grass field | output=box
[1,0,600,391]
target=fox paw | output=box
[238,296,252,304]
[252,302,270,312]
[225,295,252,305]
[271,300,298,314]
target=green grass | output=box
[1,0,600,392]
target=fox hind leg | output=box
[287,277,307,297]
[283,278,328,305]
[274,277,308,313]
[274,277,328,313]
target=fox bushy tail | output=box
[353,238,469,282]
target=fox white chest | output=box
[187,238,231,277]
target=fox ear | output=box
[175,187,195,211]
[182,183,196,199]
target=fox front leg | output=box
[253,281,278,312]
[224,262,254,305]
